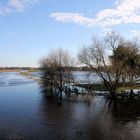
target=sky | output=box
[0,0,140,67]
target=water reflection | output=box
[0,72,140,139]
[107,98,140,123]
[39,91,140,140]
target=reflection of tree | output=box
[39,93,140,139]
[107,98,140,124]
[39,92,77,139]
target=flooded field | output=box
[0,72,140,140]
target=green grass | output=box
[117,86,140,92]
[20,71,30,75]
[77,83,140,93]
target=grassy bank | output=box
[76,83,140,93]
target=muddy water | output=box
[0,72,140,140]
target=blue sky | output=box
[0,0,140,67]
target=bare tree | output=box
[78,32,140,98]
[40,48,74,99]
[40,55,59,97]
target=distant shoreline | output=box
[0,67,39,72]
[0,69,20,72]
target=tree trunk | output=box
[59,68,63,100]
[109,87,117,99]
[50,80,53,97]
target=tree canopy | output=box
[40,48,74,99]
[78,32,140,98]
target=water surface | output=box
[0,72,140,140]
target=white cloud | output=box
[115,0,122,5]
[0,6,11,15]
[50,0,140,28]
[0,0,39,15]
[130,30,140,37]
[8,0,39,11]
[50,13,95,26]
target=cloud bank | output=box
[0,0,39,15]
[50,0,140,27]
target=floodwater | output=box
[0,72,140,140]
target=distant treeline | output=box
[0,66,93,71]
[40,66,93,71]
[0,67,38,71]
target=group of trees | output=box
[40,48,73,99]
[78,32,140,98]
[40,32,140,99]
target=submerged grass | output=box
[117,86,140,92]
[20,71,29,76]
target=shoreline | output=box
[0,70,20,72]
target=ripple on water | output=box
[0,72,35,87]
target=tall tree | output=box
[110,41,140,85]
[78,32,140,98]
[40,48,74,99]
